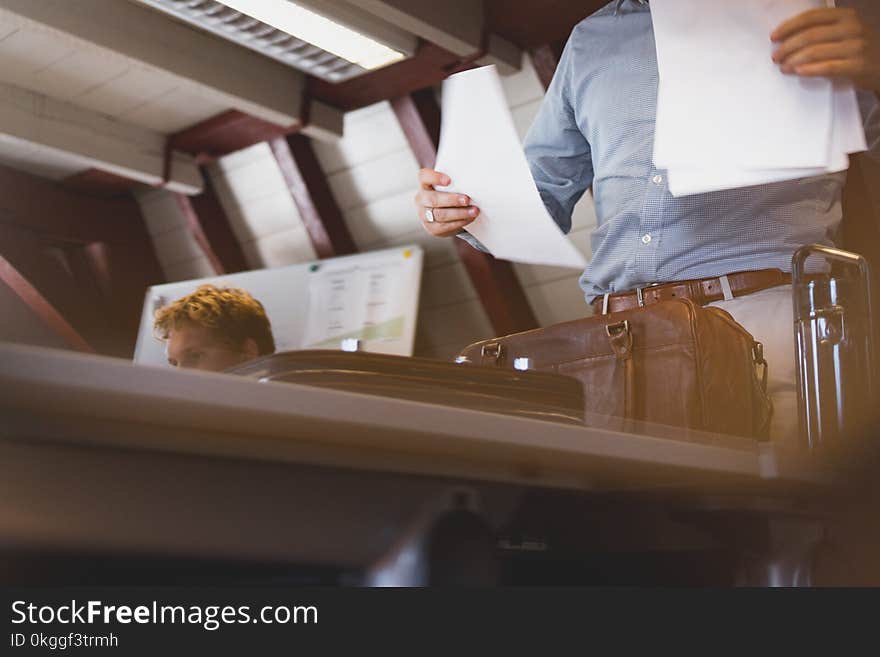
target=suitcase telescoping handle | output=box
[791,244,875,385]
[792,244,875,447]
[791,244,871,281]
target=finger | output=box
[425,206,480,223]
[423,218,474,238]
[771,8,850,43]
[418,168,451,190]
[780,40,867,72]
[772,23,861,63]
[792,59,861,79]
[416,189,471,209]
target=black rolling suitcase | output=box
[226,350,584,424]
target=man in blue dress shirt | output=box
[414,0,880,443]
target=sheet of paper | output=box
[668,82,866,195]
[652,0,867,197]
[652,0,833,170]
[434,65,587,269]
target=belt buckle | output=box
[635,282,660,307]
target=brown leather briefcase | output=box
[457,299,773,438]
[226,349,585,424]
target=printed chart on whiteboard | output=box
[304,259,407,348]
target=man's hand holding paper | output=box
[414,168,480,239]
[413,65,587,269]
[650,0,869,197]
[772,5,880,92]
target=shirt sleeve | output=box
[455,230,489,253]
[455,34,593,252]
[521,36,594,235]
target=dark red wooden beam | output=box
[170,110,295,162]
[174,170,249,275]
[62,169,144,197]
[485,0,606,50]
[0,164,165,356]
[390,90,539,336]
[0,163,137,244]
[0,224,99,354]
[390,90,441,170]
[529,42,565,91]
[309,42,467,113]
[269,134,357,259]
[0,253,95,353]
[76,237,165,357]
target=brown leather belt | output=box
[590,268,792,314]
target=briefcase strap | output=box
[605,320,635,418]
[591,268,791,314]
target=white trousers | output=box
[709,284,800,445]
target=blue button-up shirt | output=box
[513,0,880,301]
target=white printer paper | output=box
[650,0,867,197]
[434,65,587,269]
[652,0,833,169]
[668,82,867,196]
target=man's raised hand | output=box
[772,7,880,92]
[415,168,480,238]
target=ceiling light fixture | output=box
[135,0,412,82]
[219,0,405,70]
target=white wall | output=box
[136,188,216,282]
[135,142,319,280]
[207,143,318,270]
[138,52,598,359]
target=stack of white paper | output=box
[434,66,587,269]
[651,0,867,197]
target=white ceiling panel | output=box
[0,0,306,127]
[121,86,228,133]
[74,66,179,118]
[0,0,350,182]
[0,18,16,41]
[0,82,202,193]
[0,25,217,131]
[0,27,74,87]
[0,22,229,134]
[0,2,348,143]
[29,48,129,101]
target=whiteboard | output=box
[134,245,424,367]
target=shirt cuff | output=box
[455,230,489,253]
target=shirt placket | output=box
[633,168,666,285]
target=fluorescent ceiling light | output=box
[218,0,405,70]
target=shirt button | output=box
[652,174,663,185]
[641,234,652,244]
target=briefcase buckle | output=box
[605,320,631,338]
[481,342,503,363]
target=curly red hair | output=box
[153,284,275,355]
